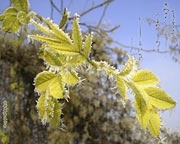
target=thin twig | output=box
[114,40,169,53]
[97,4,109,28]
[49,0,62,14]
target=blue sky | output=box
[1,0,180,131]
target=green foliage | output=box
[0,0,31,33]
[0,0,177,139]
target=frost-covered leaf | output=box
[60,69,80,85]
[148,108,161,137]
[48,75,64,99]
[72,15,82,51]
[119,56,137,76]
[44,19,72,44]
[145,87,176,109]
[116,76,127,100]
[37,93,61,127]
[34,71,57,93]
[12,0,29,12]
[47,43,79,55]
[17,11,29,24]
[83,34,92,58]
[132,70,159,87]
[65,54,86,67]
[50,99,61,127]
[59,8,69,29]
[128,81,149,115]
[2,15,20,33]
[42,49,63,66]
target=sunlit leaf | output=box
[2,15,20,33]
[116,76,127,100]
[44,19,72,44]
[12,0,29,12]
[34,71,57,93]
[132,70,159,87]
[128,81,149,115]
[60,69,80,85]
[17,11,29,24]
[119,56,137,76]
[83,34,92,58]
[72,15,82,52]
[59,8,69,29]
[48,75,64,99]
[145,87,176,109]
[148,108,161,137]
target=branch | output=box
[114,40,170,53]
[49,0,62,14]
[97,3,109,28]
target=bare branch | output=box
[49,0,62,14]
[114,40,170,53]
[97,4,109,28]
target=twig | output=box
[49,0,62,14]
[114,40,170,53]
[97,4,109,28]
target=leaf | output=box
[128,81,149,115]
[59,8,69,29]
[148,108,161,137]
[60,69,80,85]
[2,7,18,16]
[72,15,82,52]
[47,43,79,55]
[44,19,72,44]
[119,56,137,76]
[30,34,63,44]
[37,93,61,127]
[43,49,63,67]
[50,99,61,127]
[12,0,29,12]
[145,87,176,109]
[83,34,92,58]
[48,75,64,99]
[17,11,29,24]
[132,70,159,87]
[116,76,127,100]
[2,15,20,33]
[36,93,46,118]
[34,71,57,93]
[65,54,86,67]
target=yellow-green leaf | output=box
[37,93,61,127]
[148,108,161,137]
[60,69,80,85]
[50,99,61,127]
[132,70,159,87]
[34,71,57,93]
[49,75,64,99]
[17,11,29,24]
[37,93,46,118]
[44,19,72,44]
[47,43,79,55]
[12,0,29,12]
[65,54,86,67]
[2,15,20,33]
[116,76,127,100]
[119,56,137,76]
[72,15,82,51]
[145,87,176,109]
[128,81,149,115]
[3,7,18,16]
[83,34,92,58]
[43,49,63,66]
[59,8,69,29]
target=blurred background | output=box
[0,0,180,143]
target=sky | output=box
[0,0,180,132]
